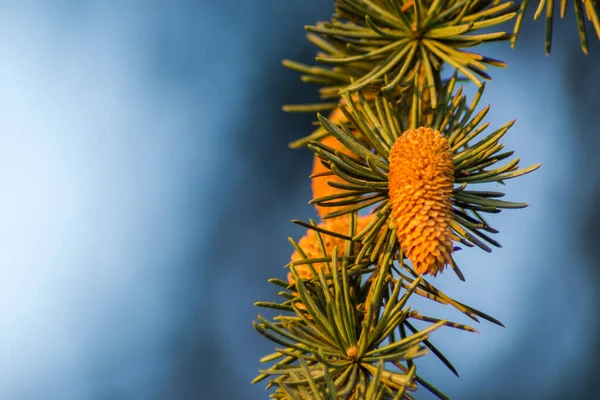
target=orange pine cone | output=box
[311,109,357,219]
[327,107,346,124]
[287,215,375,284]
[388,127,455,276]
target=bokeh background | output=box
[0,1,599,399]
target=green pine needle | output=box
[512,0,600,54]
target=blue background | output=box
[0,1,599,399]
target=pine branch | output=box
[284,0,516,109]
[243,0,585,398]
[254,222,460,398]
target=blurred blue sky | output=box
[0,2,598,399]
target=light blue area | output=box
[0,3,247,399]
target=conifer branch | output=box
[243,0,597,397]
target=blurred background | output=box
[0,1,598,399]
